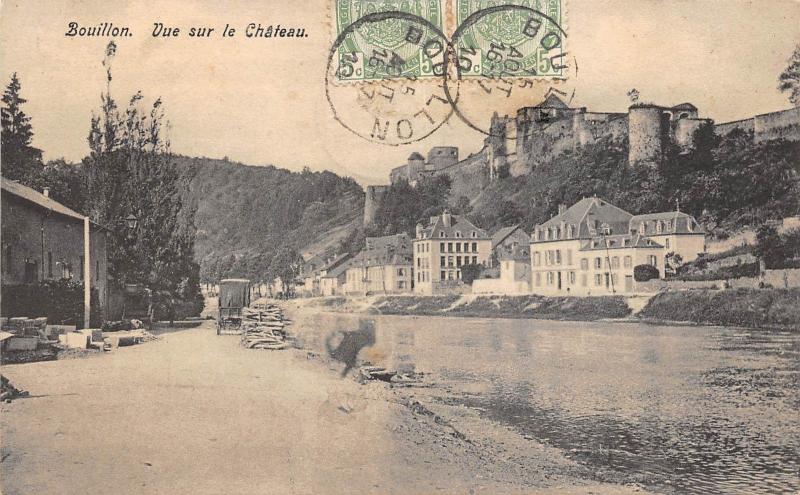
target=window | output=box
[439,231,445,237]
[472,256,477,264]
[568,272,576,285]
[417,258,421,268]
[665,220,672,231]
[533,252,541,266]
[648,255,657,267]
[665,238,670,248]
[440,256,446,267]
[440,242,445,252]
[546,272,554,285]
[447,242,453,253]
[581,258,588,270]
[463,242,469,252]
[24,260,37,283]
[440,270,446,280]
[48,251,53,278]
[639,222,646,234]
[448,256,454,267]
[594,257,602,269]
[567,249,573,266]
[471,231,477,238]
[448,271,454,280]
[471,242,477,252]
[611,256,619,269]
[397,268,405,276]
[624,256,632,268]
[398,281,406,289]
[656,221,662,234]
[566,224,573,238]
[455,231,462,238]
[555,250,562,265]
[456,243,461,253]
[456,256,462,267]
[595,274,603,286]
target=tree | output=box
[756,224,785,269]
[269,247,303,296]
[1,73,42,180]
[21,159,87,213]
[664,252,684,276]
[459,263,484,285]
[778,44,800,106]
[634,264,659,282]
[84,42,202,315]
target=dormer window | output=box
[455,231,462,238]
[439,231,445,238]
[656,221,663,234]
[566,224,573,238]
[665,220,672,231]
[687,219,694,232]
[471,231,477,238]
[639,222,646,234]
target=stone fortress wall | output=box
[365,97,800,225]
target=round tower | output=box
[628,105,666,166]
[363,185,388,226]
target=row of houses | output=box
[299,196,707,297]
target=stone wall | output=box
[363,185,388,226]
[754,106,800,143]
[628,105,667,166]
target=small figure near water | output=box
[325,319,376,377]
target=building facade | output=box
[412,212,492,294]
[345,233,413,294]
[1,178,108,318]
[529,197,706,296]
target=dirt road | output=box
[1,321,641,494]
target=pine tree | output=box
[1,72,42,179]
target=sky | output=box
[1,0,799,185]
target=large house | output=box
[491,224,530,266]
[1,178,109,322]
[529,197,706,295]
[345,233,413,294]
[317,253,352,297]
[412,211,492,294]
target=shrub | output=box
[634,264,660,282]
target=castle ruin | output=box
[363,94,800,226]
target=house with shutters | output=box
[528,197,706,295]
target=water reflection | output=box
[293,312,800,493]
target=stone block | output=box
[79,329,104,343]
[6,337,38,351]
[61,332,89,349]
[47,325,76,339]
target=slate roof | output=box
[419,214,489,240]
[579,234,663,251]
[321,258,353,278]
[630,211,705,235]
[672,102,697,110]
[408,152,424,160]
[364,232,411,255]
[491,225,529,248]
[2,177,86,222]
[536,197,632,240]
[535,93,569,109]
[319,253,351,273]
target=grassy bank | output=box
[304,294,632,321]
[638,288,800,329]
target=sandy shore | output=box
[1,319,644,494]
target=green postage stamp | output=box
[332,0,566,81]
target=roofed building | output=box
[412,211,491,294]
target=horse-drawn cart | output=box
[216,278,250,335]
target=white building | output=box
[412,211,492,294]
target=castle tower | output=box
[363,185,389,227]
[407,152,425,182]
[628,105,668,166]
[425,146,459,171]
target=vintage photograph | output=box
[1,0,799,493]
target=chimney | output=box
[429,216,438,226]
[43,187,50,198]
[442,210,452,228]
[558,204,566,215]
[416,223,424,238]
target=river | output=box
[291,311,799,494]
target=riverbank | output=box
[294,288,800,330]
[302,294,632,321]
[1,320,644,494]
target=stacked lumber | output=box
[241,305,290,350]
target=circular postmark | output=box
[443,4,577,140]
[325,11,460,146]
